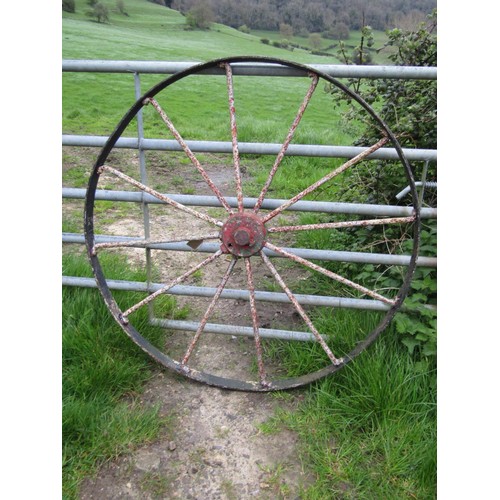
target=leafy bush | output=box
[185,3,214,29]
[327,10,437,358]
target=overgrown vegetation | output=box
[327,10,437,358]
[258,14,437,497]
[262,329,437,499]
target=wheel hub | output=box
[220,213,267,257]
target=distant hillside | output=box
[62,0,346,64]
[170,0,436,32]
[63,0,401,65]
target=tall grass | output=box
[62,253,176,498]
[263,324,437,499]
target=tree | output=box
[185,2,215,29]
[326,21,350,40]
[332,12,437,200]
[87,2,109,22]
[337,23,374,66]
[279,23,293,39]
[308,33,322,50]
[327,11,438,357]
[116,0,127,15]
[62,0,75,12]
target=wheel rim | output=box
[84,56,421,392]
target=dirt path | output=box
[72,149,315,499]
[80,373,310,499]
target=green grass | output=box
[62,252,180,499]
[62,0,355,137]
[262,324,437,499]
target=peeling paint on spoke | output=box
[267,215,416,233]
[254,73,319,213]
[92,233,220,254]
[265,241,395,306]
[244,257,268,387]
[145,97,233,213]
[99,165,223,227]
[223,63,244,213]
[121,250,223,320]
[262,137,389,223]
[182,257,237,365]
[260,251,342,366]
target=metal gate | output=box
[62,57,437,390]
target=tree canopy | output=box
[171,0,436,33]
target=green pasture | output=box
[62,0,379,139]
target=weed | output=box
[139,471,171,498]
[258,462,293,499]
[220,479,238,500]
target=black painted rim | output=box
[84,56,421,391]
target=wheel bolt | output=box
[234,228,251,246]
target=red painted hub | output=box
[220,213,267,257]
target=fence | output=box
[62,59,437,343]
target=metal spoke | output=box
[260,251,342,366]
[265,241,395,306]
[244,257,268,387]
[224,63,244,213]
[144,97,233,213]
[99,165,223,227]
[261,137,389,223]
[267,215,416,234]
[121,249,223,320]
[254,73,319,212]
[182,257,237,365]
[92,233,220,254]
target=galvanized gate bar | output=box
[62,59,437,80]
[149,318,325,342]
[61,276,392,311]
[62,233,437,267]
[63,57,437,342]
[62,188,438,219]
[62,134,437,162]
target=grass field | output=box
[62,2,436,498]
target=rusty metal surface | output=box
[244,257,269,387]
[92,233,220,255]
[223,63,244,213]
[262,137,389,223]
[220,213,267,257]
[260,251,343,366]
[254,73,319,212]
[99,165,223,227]
[267,215,416,233]
[121,250,223,320]
[265,241,395,306]
[182,257,237,365]
[145,97,233,214]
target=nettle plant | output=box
[328,11,437,358]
